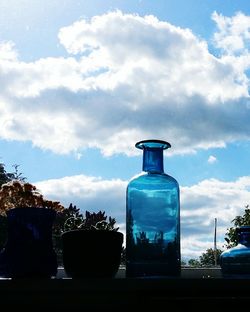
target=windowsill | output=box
[0,267,250,309]
[56,265,224,279]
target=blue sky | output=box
[1,0,250,260]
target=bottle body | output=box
[220,226,250,277]
[126,140,180,278]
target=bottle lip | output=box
[135,139,171,150]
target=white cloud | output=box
[0,11,250,156]
[180,176,250,259]
[0,41,18,61]
[35,174,250,260]
[208,155,217,164]
[35,174,127,223]
[212,11,250,55]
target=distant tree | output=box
[199,248,222,266]
[0,163,26,186]
[11,164,27,182]
[0,163,11,186]
[188,258,201,267]
[224,204,250,249]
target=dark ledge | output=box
[0,267,250,310]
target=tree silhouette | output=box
[224,204,250,249]
[199,248,222,266]
[0,163,26,186]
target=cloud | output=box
[0,11,250,156]
[180,176,250,259]
[212,11,250,55]
[0,41,18,61]
[35,174,127,235]
[208,155,217,164]
[35,174,250,260]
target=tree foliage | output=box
[0,163,26,186]
[224,204,250,249]
[188,258,201,267]
[199,248,222,266]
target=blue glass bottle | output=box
[126,139,180,278]
[220,226,250,277]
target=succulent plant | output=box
[63,210,119,232]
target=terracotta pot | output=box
[62,230,123,278]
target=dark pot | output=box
[62,230,124,278]
[0,207,58,278]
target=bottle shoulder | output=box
[127,172,179,186]
[221,244,250,257]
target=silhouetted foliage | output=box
[53,204,120,265]
[62,208,119,232]
[0,180,64,216]
[52,203,83,265]
[188,258,201,267]
[0,163,26,187]
[224,204,250,249]
[53,203,82,235]
[181,260,187,266]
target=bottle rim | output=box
[135,139,171,150]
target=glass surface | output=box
[126,140,180,277]
[220,226,250,276]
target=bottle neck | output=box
[142,148,164,173]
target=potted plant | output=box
[61,209,124,278]
[0,180,64,278]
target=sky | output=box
[1,0,250,261]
